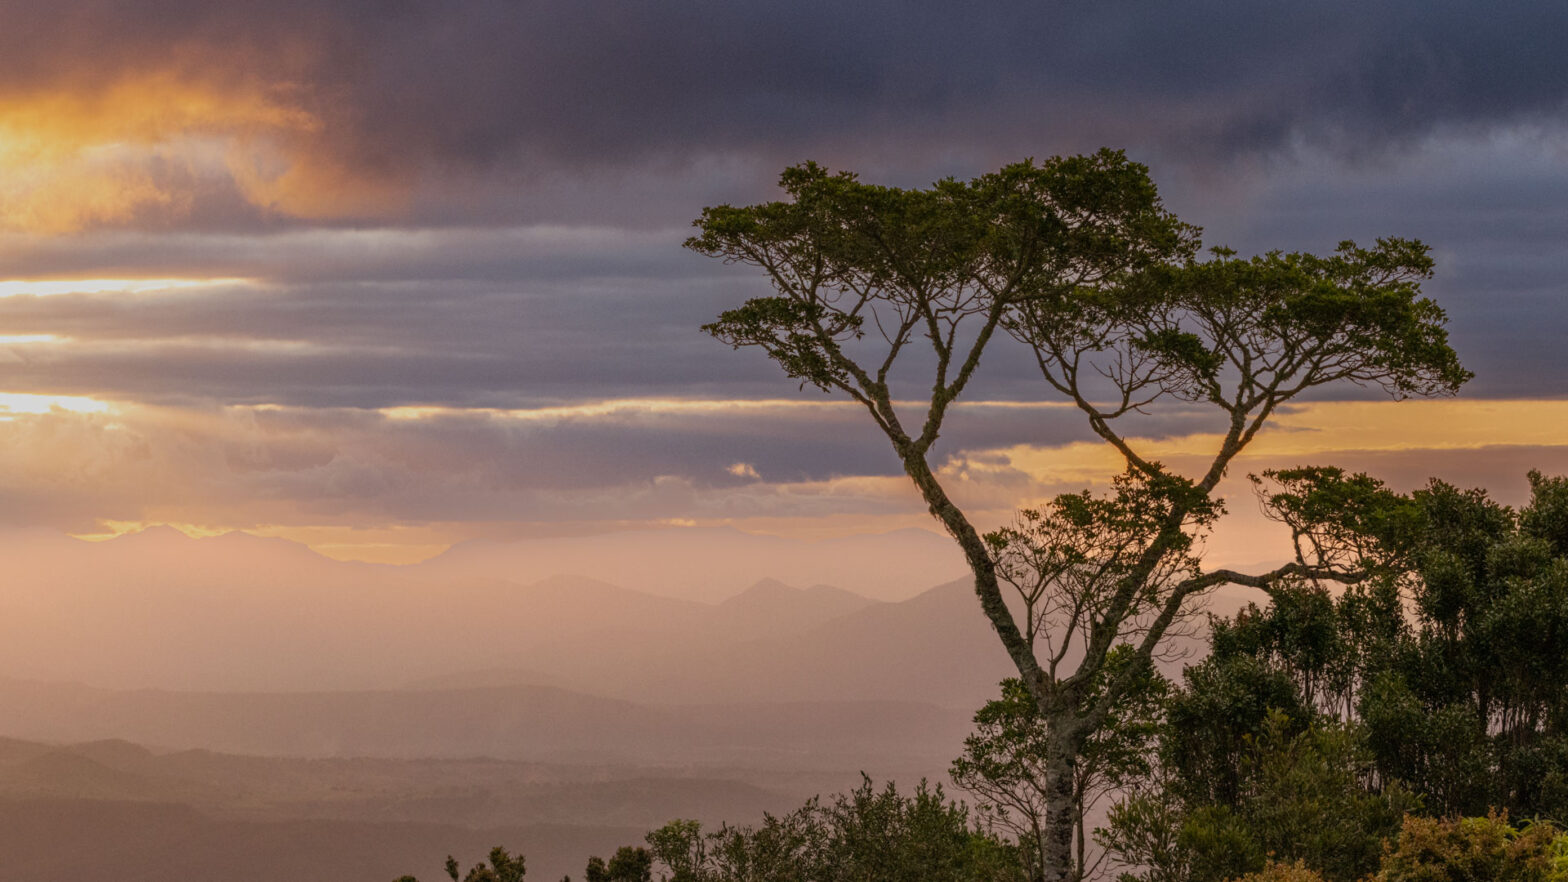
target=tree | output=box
[584,847,653,882]
[1100,709,1417,882]
[1205,467,1568,820]
[1373,814,1564,882]
[952,649,1168,882]
[1093,467,1568,882]
[691,153,1468,881]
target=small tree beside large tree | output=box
[689,150,1468,882]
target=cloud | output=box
[1,395,1563,548]
[3,1,1566,229]
[2,0,1566,553]
[0,391,1215,540]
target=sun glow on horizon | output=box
[0,277,253,297]
[0,391,111,418]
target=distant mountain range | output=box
[0,526,1025,704]
[0,525,1264,703]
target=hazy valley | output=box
[0,527,1022,880]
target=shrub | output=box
[1374,813,1559,882]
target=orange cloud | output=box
[0,71,403,232]
[992,399,1568,488]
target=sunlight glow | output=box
[70,521,238,543]
[0,391,111,417]
[0,72,408,232]
[994,399,1568,487]
[0,277,251,297]
[378,398,854,422]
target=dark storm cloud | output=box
[5,0,1566,211]
[1158,133,1568,399]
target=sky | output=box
[1,0,1566,567]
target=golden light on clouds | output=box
[0,72,400,232]
[1,395,1565,563]
[71,520,234,543]
[0,277,253,297]
[994,399,1568,487]
[0,391,111,419]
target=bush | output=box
[1373,813,1561,882]
[589,776,1024,882]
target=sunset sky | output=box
[2,1,1566,566]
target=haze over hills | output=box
[0,733,759,882]
[412,526,970,603]
[0,734,828,828]
[0,525,1267,701]
[0,679,973,771]
[0,526,1017,701]
[0,507,1280,882]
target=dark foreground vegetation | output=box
[414,810,1568,882]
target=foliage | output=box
[1101,710,1413,882]
[585,847,653,882]
[1232,863,1329,882]
[587,776,1023,882]
[1213,469,1568,820]
[1372,814,1563,882]
[1094,467,1568,882]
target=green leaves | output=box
[616,780,1024,882]
[702,296,861,391]
[688,152,1198,419]
[1216,469,1568,821]
[1253,466,1422,572]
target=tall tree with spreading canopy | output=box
[688,150,1468,881]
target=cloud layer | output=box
[1,1,1566,552]
[3,1,1567,229]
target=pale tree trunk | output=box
[1040,739,1078,882]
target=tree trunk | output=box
[1039,739,1078,882]
[897,451,1045,692]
